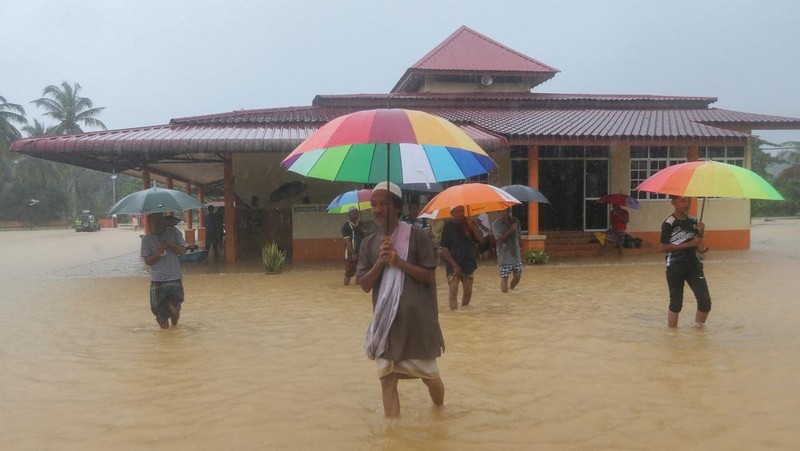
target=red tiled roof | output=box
[392,26,559,93]
[14,101,800,187]
[410,26,558,74]
[311,92,718,110]
[19,105,783,164]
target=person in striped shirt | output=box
[141,213,187,329]
[660,196,711,328]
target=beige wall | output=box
[608,144,630,194]
[234,153,369,207]
[488,147,511,186]
[630,198,750,232]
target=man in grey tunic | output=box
[141,213,187,328]
[357,182,446,417]
[491,208,523,293]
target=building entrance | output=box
[538,155,609,232]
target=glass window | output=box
[539,146,559,158]
[629,146,687,200]
[562,146,584,158]
[510,146,528,158]
[586,146,609,158]
[699,146,745,166]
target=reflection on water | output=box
[1,220,799,449]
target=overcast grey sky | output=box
[3,0,799,145]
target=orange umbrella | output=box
[418,183,520,220]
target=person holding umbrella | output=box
[660,195,711,328]
[342,206,367,286]
[440,205,484,310]
[140,212,188,329]
[602,204,630,256]
[492,208,523,293]
[356,182,445,418]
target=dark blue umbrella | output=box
[500,185,550,204]
[109,187,205,215]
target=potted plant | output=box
[525,249,550,265]
[262,241,287,274]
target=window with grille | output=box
[630,146,687,199]
[699,146,745,167]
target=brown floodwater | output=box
[1,220,799,450]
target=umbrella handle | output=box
[699,197,706,222]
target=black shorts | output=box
[666,260,711,313]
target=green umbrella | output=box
[109,187,205,215]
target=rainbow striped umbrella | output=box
[326,189,372,214]
[281,109,495,184]
[635,160,783,219]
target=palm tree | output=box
[21,118,55,138]
[31,82,106,135]
[30,82,108,216]
[0,94,27,148]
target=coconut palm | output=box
[0,94,27,148]
[31,82,106,135]
[21,118,55,138]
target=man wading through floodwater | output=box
[356,182,446,417]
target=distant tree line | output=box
[0,83,139,226]
[751,139,800,217]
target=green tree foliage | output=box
[0,181,68,225]
[32,82,106,134]
[0,94,29,196]
[751,140,800,217]
[0,94,27,147]
[0,84,140,225]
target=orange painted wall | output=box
[636,230,751,251]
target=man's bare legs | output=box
[500,278,509,293]
[422,377,445,406]
[509,274,520,290]
[448,277,460,310]
[380,374,400,417]
[168,302,180,327]
[461,276,473,307]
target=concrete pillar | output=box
[198,186,206,244]
[142,170,151,233]
[527,145,540,235]
[184,184,195,244]
[224,154,236,263]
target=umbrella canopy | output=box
[109,187,205,215]
[269,181,308,203]
[635,160,783,221]
[326,189,373,214]
[598,193,641,210]
[418,183,520,220]
[281,109,496,184]
[402,181,445,193]
[500,184,550,204]
[635,160,784,200]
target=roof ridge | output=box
[411,25,558,72]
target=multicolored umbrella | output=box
[635,160,783,219]
[326,189,372,214]
[281,109,496,184]
[109,187,205,215]
[418,183,520,220]
[500,184,550,204]
[598,194,641,210]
